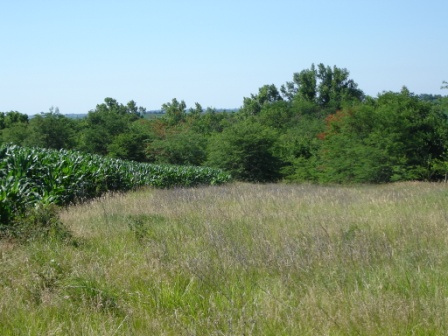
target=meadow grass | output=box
[1,182,448,335]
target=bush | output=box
[147,131,207,166]
[1,203,72,243]
[206,121,282,182]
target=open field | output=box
[1,182,448,335]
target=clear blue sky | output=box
[1,0,447,115]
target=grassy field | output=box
[1,182,448,335]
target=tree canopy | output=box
[2,64,447,184]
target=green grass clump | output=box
[1,182,448,334]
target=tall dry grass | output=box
[1,182,448,335]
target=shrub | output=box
[206,121,282,182]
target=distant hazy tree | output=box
[126,100,147,117]
[418,94,443,102]
[188,102,203,119]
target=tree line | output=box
[2,64,448,183]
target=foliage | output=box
[2,65,447,186]
[206,120,282,182]
[2,203,73,243]
[281,63,364,110]
[277,116,325,182]
[0,111,29,130]
[0,111,30,145]
[107,119,154,162]
[78,98,144,156]
[0,144,231,227]
[147,129,207,166]
[240,84,283,117]
[107,131,149,162]
[162,98,187,125]
[257,100,293,129]
[24,107,78,149]
[0,122,29,145]
[316,88,448,183]
[442,80,448,90]
[188,107,232,134]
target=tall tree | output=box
[147,130,207,166]
[281,65,317,102]
[162,98,187,125]
[0,111,28,130]
[281,63,364,111]
[25,107,77,149]
[79,98,143,155]
[107,120,153,162]
[188,107,233,135]
[0,111,29,145]
[240,84,283,117]
[317,87,448,183]
[188,102,203,119]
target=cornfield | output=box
[0,144,231,226]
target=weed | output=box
[1,203,73,243]
[127,214,166,243]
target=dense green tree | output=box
[126,99,147,117]
[97,97,144,118]
[258,100,293,129]
[240,84,283,117]
[188,102,203,120]
[79,127,111,156]
[317,113,394,184]
[3,67,445,186]
[206,120,282,182]
[188,107,235,134]
[290,98,322,118]
[24,107,78,149]
[281,63,364,111]
[281,65,317,102]
[147,129,207,166]
[107,119,153,162]
[1,123,29,145]
[316,64,364,108]
[0,111,29,130]
[107,132,148,162]
[79,98,143,155]
[276,116,325,182]
[317,88,448,183]
[0,111,29,145]
[162,98,187,125]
